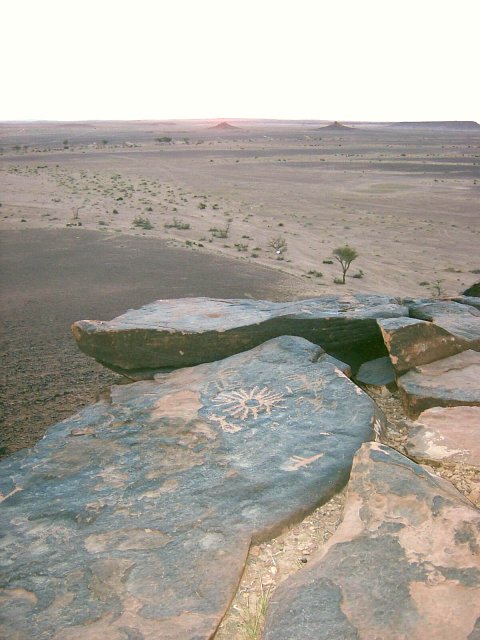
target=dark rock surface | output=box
[378,316,469,375]
[0,336,384,640]
[409,300,480,347]
[398,350,480,417]
[463,282,480,297]
[406,406,480,468]
[355,356,396,387]
[71,295,408,377]
[264,442,480,640]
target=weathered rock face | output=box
[397,349,480,417]
[0,336,384,640]
[264,442,480,640]
[71,295,408,377]
[378,316,469,375]
[409,300,480,347]
[406,406,480,468]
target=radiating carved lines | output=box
[212,386,286,422]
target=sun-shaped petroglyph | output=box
[212,386,286,422]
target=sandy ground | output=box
[1,120,479,298]
[1,120,479,638]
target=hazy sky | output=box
[2,0,479,122]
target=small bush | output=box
[307,270,323,277]
[333,277,345,285]
[210,223,230,238]
[133,215,153,230]
[164,218,190,230]
[322,259,333,264]
[198,202,207,210]
[268,236,287,255]
[352,269,364,279]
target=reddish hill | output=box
[208,121,241,130]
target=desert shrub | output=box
[133,215,153,230]
[155,136,172,143]
[210,223,230,238]
[235,243,248,252]
[198,202,207,209]
[429,279,445,297]
[322,259,333,264]
[307,270,323,278]
[333,277,345,285]
[268,236,287,255]
[352,269,364,279]
[164,217,190,230]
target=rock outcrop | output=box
[0,336,384,640]
[71,295,408,378]
[3,292,480,639]
[264,442,480,640]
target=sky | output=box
[2,0,479,123]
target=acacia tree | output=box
[332,245,358,284]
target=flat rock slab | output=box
[264,442,480,640]
[406,406,480,468]
[71,295,408,376]
[378,316,469,375]
[0,336,384,640]
[355,356,396,386]
[398,349,480,417]
[409,300,480,347]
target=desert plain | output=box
[1,117,479,450]
[1,119,479,637]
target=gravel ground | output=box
[0,228,306,457]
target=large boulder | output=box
[409,300,480,348]
[0,336,384,640]
[397,349,480,417]
[71,295,408,377]
[264,442,480,640]
[406,405,480,468]
[378,316,469,375]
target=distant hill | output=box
[208,121,241,131]
[390,121,480,130]
[318,121,356,132]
